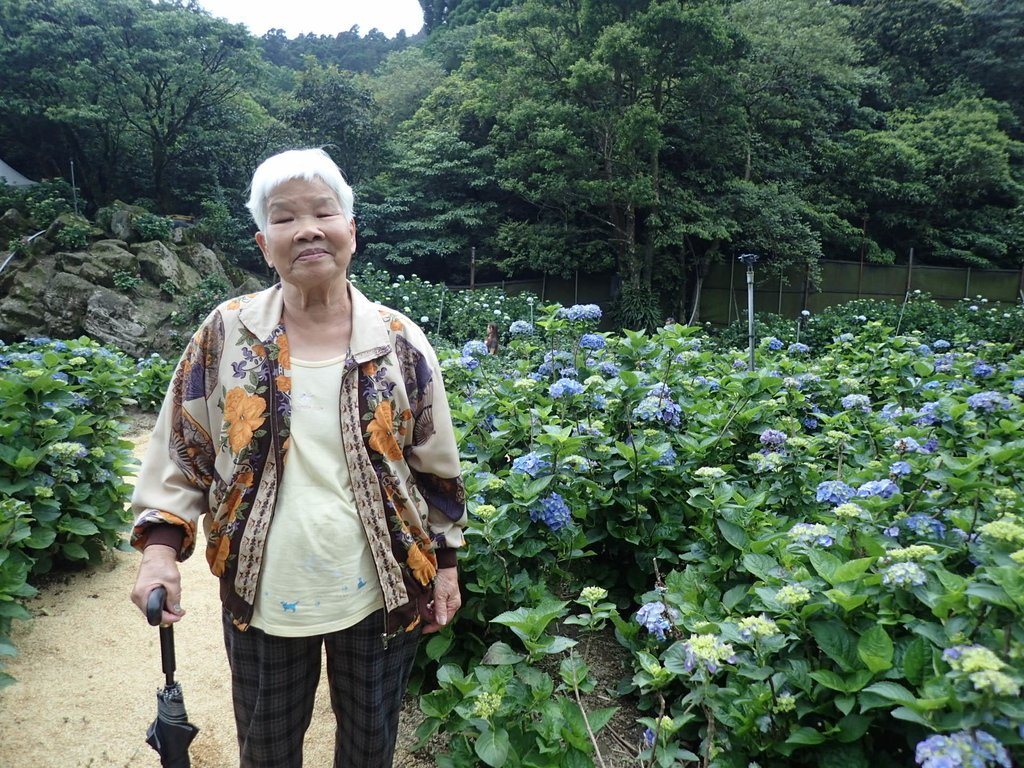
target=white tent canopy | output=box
[0,158,36,186]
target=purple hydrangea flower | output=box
[767,337,784,351]
[759,429,788,448]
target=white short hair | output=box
[246,148,354,233]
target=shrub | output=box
[133,212,174,241]
[426,304,1024,766]
[53,218,93,249]
[0,337,137,687]
[172,274,233,327]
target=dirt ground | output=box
[0,415,643,767]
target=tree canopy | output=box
[1,0,1021,325]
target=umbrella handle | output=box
[147,586,167,627]
[146,586,177,685]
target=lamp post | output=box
[738,253,760,371]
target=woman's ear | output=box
[255,231,271,267]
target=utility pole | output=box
[739,253,760,371]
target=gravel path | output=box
[0,422,429,767]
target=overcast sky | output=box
[195,0,424,38]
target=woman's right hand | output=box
[131,544,185,624]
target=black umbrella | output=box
[145,586,199,767]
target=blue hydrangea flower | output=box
[633,394,682,429]
[816,480,855,505]
[511,452,550,478]
[890,461,912,477]
[893,436,924,453]
[759,429,788,448]
[52,341,68,352]
[905,514,946,539]
[914,402,943,426]
[653,447,677,467]
[557,304,603,322]
[933,339,951,350]
[579,333,606,350]
[788,342,810,354]
[592,393,608,410]
[693,375,720,391]
[509,320,534,336]
[916,344,932,355]
[856,479,900,499]
[30,336,52,346]
[972,361,995,378]
[459,355,480,370]
[51,372,69,383]
[530,492,571,531]
[766,337,784,351]
[967,391,1011,413]
[635,601,673,641]
[841,394,871,411]
[597,361,620,377]
[462,340,489,357]
[915,729,1011,768]
[549,378,584,398]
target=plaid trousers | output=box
[222,609,419,768]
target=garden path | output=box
[0,417,430,767]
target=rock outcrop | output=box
[0,230,265,358]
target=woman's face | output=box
[255,177,356,289]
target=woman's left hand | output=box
[423,566,461,634]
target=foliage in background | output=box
[420,302,1024,766]
[714,294,1024,353]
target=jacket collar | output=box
[238,281,392,362]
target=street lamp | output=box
[738,253,760,371]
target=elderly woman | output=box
[130,148,466,768]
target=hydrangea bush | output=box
[0,337,141,687]
[430,305,1023,767]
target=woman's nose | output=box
[293,217,324,240]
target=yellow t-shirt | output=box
[251,354,384,636]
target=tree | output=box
[0,0,262,209]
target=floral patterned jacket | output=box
[131,282,466,634]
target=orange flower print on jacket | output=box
[367,400,404,460]
[207,529,231,576]
[275,335,290,368]
[224,387,266,454]
[275,374,291,393]
[406,542,437,585]
[361,360,378,377]
[390,318,405,332]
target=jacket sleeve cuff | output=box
[140,524,185,555]
[436,548,458,570]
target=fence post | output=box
[905,247,914,294]
[964,267,971,299]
